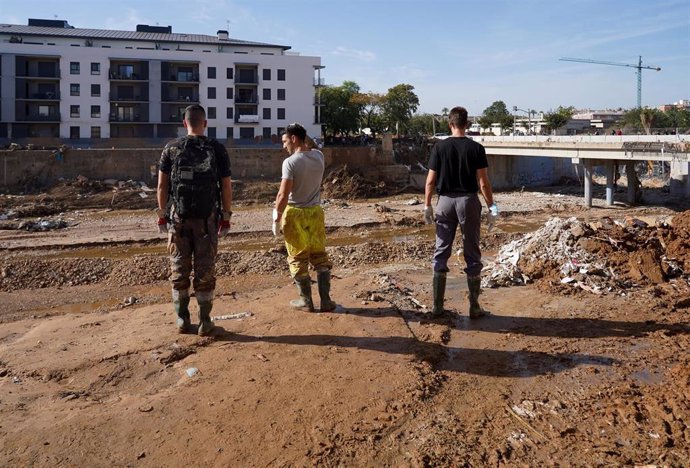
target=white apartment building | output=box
[0,18,325,141]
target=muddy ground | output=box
[0,174,689,467]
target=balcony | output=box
[109,93,148,102]
[235,76,258,84]
[235,114,259,124]
[17,113,61,122]
[161,115,184,123]
[161,94,199,103]
[161,73,200,83]
[109,114,145,123]
[313,78,326,86]
[16,70,61,79]
[235,96,258,104]
[108,70,148,81]
[16,91,61,100]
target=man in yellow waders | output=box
[273,123,336,312]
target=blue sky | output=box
[2,0,688,115]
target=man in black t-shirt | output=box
[157,104,233,336]
[424,106,497,318]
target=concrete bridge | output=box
[475,135,690,206]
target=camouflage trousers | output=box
[282,204,332,278]
[168,216,218,293]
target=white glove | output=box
[487,203,499,231]
[423,205,434,224]
[272,208,280,237]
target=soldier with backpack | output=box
[157,104,233,336]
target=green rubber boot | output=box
[317,269,337,312]
[173,290,191,333]
[196,290,215,336]
[290,276,315,312]
[431,272,446,316]
[467,275,487,319]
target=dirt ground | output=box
[0,174,689,467]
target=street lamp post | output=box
[513,106,533,135]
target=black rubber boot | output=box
[197,301,214,336]
[431,272,446,316]
[290,276,315,312]
[317,269,337,312]
[467,275,487,319]
[173,295,191,333]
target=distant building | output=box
[0,18,325,141]
[658,100,690,112]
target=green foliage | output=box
[622,107,690,133]
[320,81,363,137]
[382,84,420,135]
[407,114,435,136]
[543,106,575,132]
[352,92,385,136]
[478,101,512,132]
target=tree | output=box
[382,84,419,135]
[320,81,363,137]
[352,92,385,137]
[623,107,673,134]
[543,106,575,133]
[407,113,435,136]
[478,101,512,133]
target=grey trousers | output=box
[432,192,483,276]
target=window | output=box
[90,62,100,75]
[263,69,271,80]
[208,87,216,99]
[70,62,80,74]
[226,67,233,79]
[262,127,271,139]
[38,105,50,117]
[208,127,216,138]
[226,87,233,99]
[70,83,80,96]
[263,88,271,100]
[91,126,101,139]
[226,127,234,139]
[277,88,285,101]
[91,105,101,118]
[263,108,271,119]
[226,107,234,119]
[277,127,285,136]
[207,107,216,119]
[239,127,254,139]
[70,126,80,139]
[277,108,285,120]
[118,64,134,79]
[91,84,100,97]
[208,66,216,79]
[70,105,80,118]
[277,69,285,81]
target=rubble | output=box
[484,214,690,295]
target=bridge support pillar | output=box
[583,160,593,207]
[605,161,615,206]
[626,161,636,205]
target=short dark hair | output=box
[448,106,469,129]
[184,104,206,126]
[284,122,307,141]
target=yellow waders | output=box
[282,204,332,277]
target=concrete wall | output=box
[488,154,578,190]
[0,145,380,189]
[0,145,577,191]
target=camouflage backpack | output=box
[170,136,220,219]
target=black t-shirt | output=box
[159,135,232,178]
[427,136,488,195]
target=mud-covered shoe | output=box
[467,275,488,319]
[197,301,214,336]
[431,272,447,317]
[174,296,192,333]
[317,269,337,312]
[290,276,315,312]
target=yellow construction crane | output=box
[559,56,661,108]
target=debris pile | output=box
[484,214,690,295]
[321,165,389,199]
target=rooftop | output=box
[0,19,290,50]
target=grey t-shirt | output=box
[281,149,325,207]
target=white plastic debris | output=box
[185,367,199,377]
